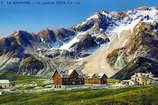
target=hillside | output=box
[109,22,158,79]
[113,57,158,80]
[0,86,158,105]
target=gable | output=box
[102,74,108,79]
[69,70,79,78]
[53,71,62,79]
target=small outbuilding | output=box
[0,80,10,89]
[121,80,138,86]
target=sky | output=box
[0,0,158,36]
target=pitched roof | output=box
[85,73,94,78]
[75,70,84,77]
[67,69,74,75]
[131,72,154,79]
[0,80,10,84]
[57,70,69,78]
[85,73,108,78]
[53,69,84,78]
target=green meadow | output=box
[0,72,46,86]
[0,85,158,105]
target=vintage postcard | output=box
[0,0,158,105]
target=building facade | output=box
[85,73,108,84]
[131,72,153,85]
[52,70,84,87]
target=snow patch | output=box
[107,7,158,40]
[86,14,99,21]
[59,31,88,50]
[112,18,142,39]
[122,39,128,47]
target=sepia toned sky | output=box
[0,0,158,36]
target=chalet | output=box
[85,73,108,84]
[131,72,153,85]
[0,80,10,89]
[52,69,84,87]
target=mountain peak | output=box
[10,30,29,37]
[39,28,52,35]
[98,10,109,14]
[86,10,109,21]
[136,6,151,11]
[1,6,158,78]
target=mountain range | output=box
[1,6,158,79]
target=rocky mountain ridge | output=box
[1,6,158,78]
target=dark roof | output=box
[85,73,108,78]
[53,69,84,78]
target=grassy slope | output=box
[107,79,120,84]
[0,85,158,105]
[0,72,45,86]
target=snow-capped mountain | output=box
[1,6,158,78]
[1,6,158,57]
